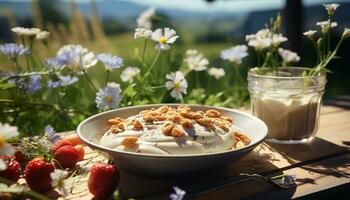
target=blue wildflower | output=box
[56,44,97,71]
[44,57,65,70]
[0,43,30,58]
[95,82,122,110]
[96,53,123,70]
[45,125,60,143]
[48,75,78,88]
[169,186,186,200]
[17,75,42,94]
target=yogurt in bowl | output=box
[77,104,267,176]
[99,105,251,155]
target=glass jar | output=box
[247,67,326,144]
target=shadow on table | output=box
[117,146,294,200]
[267,137,350,178]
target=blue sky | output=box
[5,0,349,13]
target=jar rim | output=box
[248,67,326,80]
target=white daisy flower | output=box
[323,3,340,16]
[165,71,188,100]
[0,123,19,156]
[271,34,288,46]
[137,7,155,29]
[303,30,317,39]
[57,44,97,72]
[151,28,179,51]
[220,45,248,64]
[278,48,300,64]
[50,169,73,197]
[95,82,122,110]
[208,68,225,79]
[36,31,50,40]
[134,28,152,39]
[342,28,350,38]
[316,20,338,33]
[184,50,209,71]
[120,66,140,83]
[11,27,41,36]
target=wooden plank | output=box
[188,153,350,200]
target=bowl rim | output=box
[76,103,268,158]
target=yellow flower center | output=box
[159,37,167,44]
[174,81,181,89]
[106,96,113,103]
[0,136,5,148]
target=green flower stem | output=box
[148,85,165,90]
[83,70,98,92]
[196,72,200,88]
[0,98,56,108]
[144,50,161,79]
[141,39,148,66]
[11,58,20,73]
[233,64,243,86]
[106,70,110,85]
[1,71,50,82]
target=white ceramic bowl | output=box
[77,104,268,176]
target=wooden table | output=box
[61,105,350,200]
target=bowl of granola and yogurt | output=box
[77,104,267,175]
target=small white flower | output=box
[342,28,350,38]
[0,123,19,156]
[303,30,317,39]
[96,53,123,70]
[0,159,7,171]
[208,68,225,79]
[271,34,288,46]
[137,7,155,29]
[36,31,50,40]
[11,27,41,36]
[57,44,97,72]
[220,45,248,64]
[151,28,179,51]
[316,20,338,33]
[184,50,208,71]
[120,66,140,83]
[95,82,122,110]
[323,3,340,16]
[246,28,273,50]
[165,71,188,100]
[134,28,152,39]
[50,169,73,197]
[278,48,300,64]
[248,38,271,50]
[186,49,199,56]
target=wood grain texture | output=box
[53,105,350,200]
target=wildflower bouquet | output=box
[243,3,349,75]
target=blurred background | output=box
[0,0,349,99]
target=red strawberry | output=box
[14,149,27,164]
[74,145,85,161]
[64,134,83,146]
[88,163,119,199]
[51,140,73,153]
[0,155,21,182]
[53,145,80,168]
[25,158,55,192]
